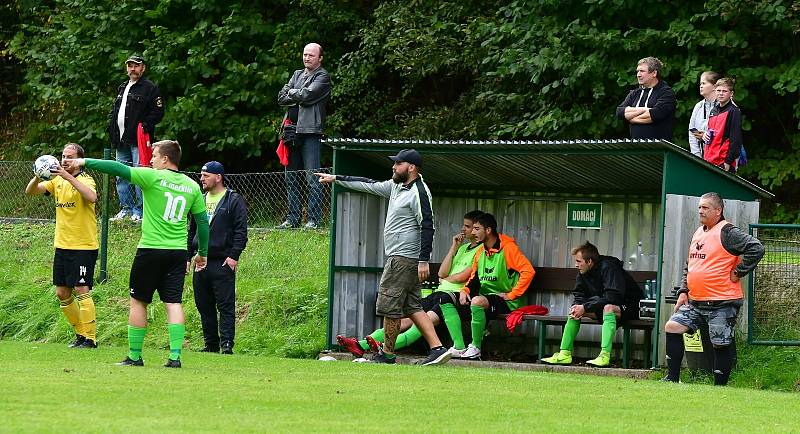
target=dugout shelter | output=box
[323,138,771,367]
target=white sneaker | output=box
[129,215,142,223]
[110,210,129,221]
[448,346,466,358]
[461,344,481,360]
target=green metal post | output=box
[98,147,111,283]
[651,151,669,368]
[325,150,339,350]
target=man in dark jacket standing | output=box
[277,43,331,230]
[542,241,643,367]
[108,54,164,222]
[188,161,248,354]
[616,56,676,140]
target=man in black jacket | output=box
[615,56,676,140]
[108,54,164,222]
[188,161,248,354]
[542,241,643,367]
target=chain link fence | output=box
[749,224,800,345]
[0,160,332,229]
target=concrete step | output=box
[319,351,654,379]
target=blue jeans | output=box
[285,134,322,224]
[115,145,143,217]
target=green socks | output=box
[440,303,465,349]
[128,325,147,361]
[559,317,581,352]
[470,305,487,349]
[601,312,617,353]
[394,326,422,350]
[168,323,185,361]
[359,328,386,350]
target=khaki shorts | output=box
[376,256,422,318]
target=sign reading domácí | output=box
[566,202,602,229]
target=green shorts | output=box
[376,256,422,319]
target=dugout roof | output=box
[323,138,772,201]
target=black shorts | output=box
[129,248,187,304]
[586,303,640,323]
[484,294,512,320]
[53,248,98,289]
[424,291,472,321]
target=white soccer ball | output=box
[318,355,338,362]
[33,155,59,180]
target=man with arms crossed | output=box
[663,192,763,385]
[69,140,209,368]
[316,149,451,365]
[26,143,99,348]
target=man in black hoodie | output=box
[188,161,248,354]
[541,241,643,367]
[616,57,676,140]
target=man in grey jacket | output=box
[277,43,331,230]
[315,149,451,366]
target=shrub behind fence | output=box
[749,224,800,345]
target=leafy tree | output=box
[9,0,369,169]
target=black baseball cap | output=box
[388,149,422,167]
[201,161,225,175]
[126,55,145,64]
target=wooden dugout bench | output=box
[422,263,657,368]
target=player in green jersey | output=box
[70,140,209,368]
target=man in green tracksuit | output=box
[458,213,535,360]
[336,210,483,358]
[70,140,209,368]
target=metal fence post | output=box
[98,147,111,283]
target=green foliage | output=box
[333,0,800,217]
[8,0,369,167]
[4,0,800,218]
[0,223,329,358]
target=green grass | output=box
[3,222,800,393]
[0,222,329,358]
[2,340,800,433]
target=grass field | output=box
[2,340,800,433]
[0,222,329,358]
[2,222,800,394]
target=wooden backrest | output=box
[423,264,656,293]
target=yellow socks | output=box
[76,293,97,341]
[59,295,84,336]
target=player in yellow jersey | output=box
[25,143,99,348]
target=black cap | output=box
[388,149,422,167]
[125,55,145,64]
[201,161,225,175]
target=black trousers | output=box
[193,258,236,348]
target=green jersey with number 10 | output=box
[130,167,205,250]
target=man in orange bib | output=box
[663,192,763,385]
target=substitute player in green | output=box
[70,140,209,368]
[26,143,99,348]
[337,210,484,358]
[458,212,535,360]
